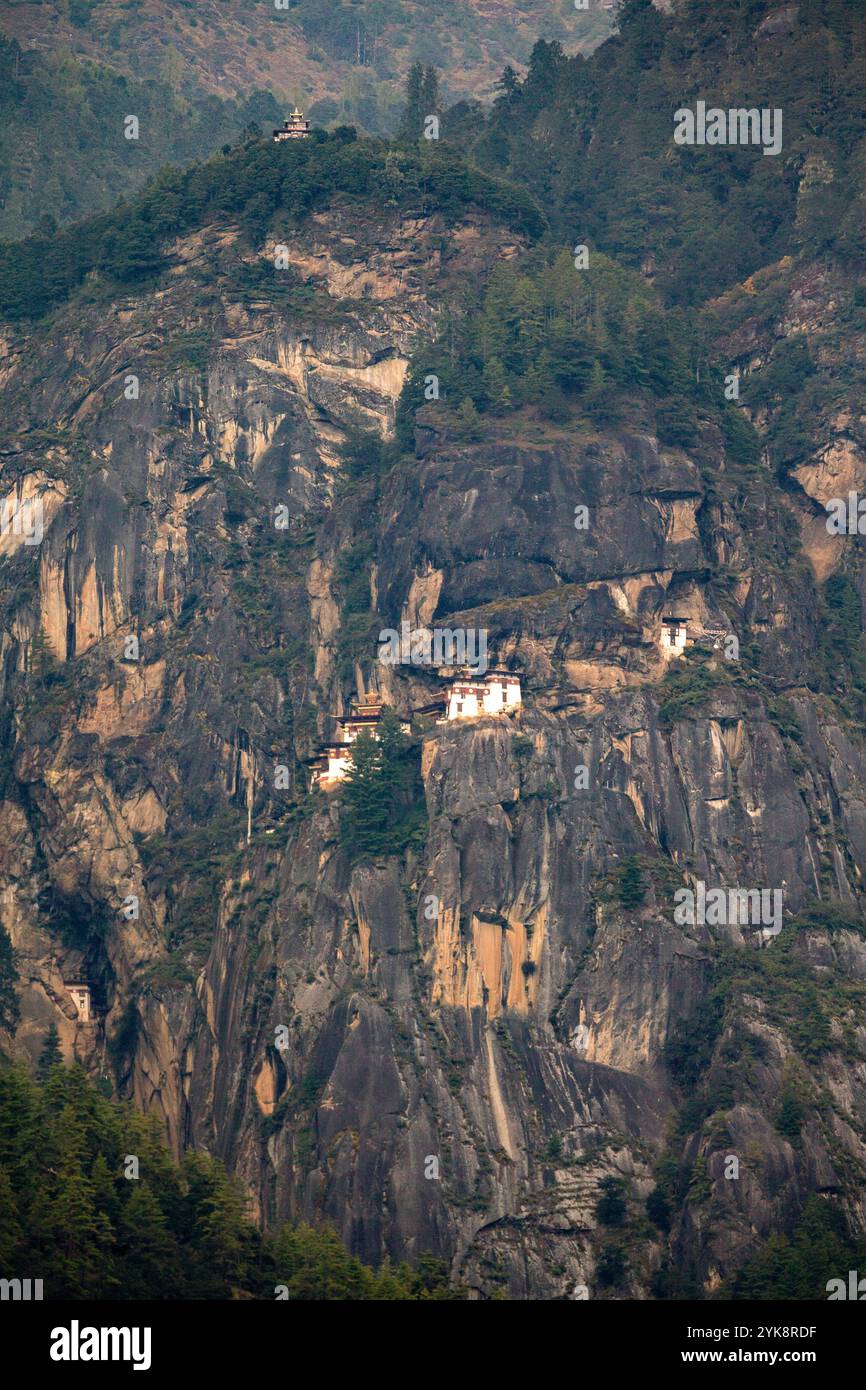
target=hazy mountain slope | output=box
[0,36,284,240]
[1,0,617,98]
[0,0,616,237]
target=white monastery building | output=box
[309,673,523,789]
[309,699,409,789]
[65,982,92,1023]
[659,616,733,658]
[659,616,690,656]
[444,669,522,721]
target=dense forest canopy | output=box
[0,129,544,322]
[0,1060,459,1299]
[468,0,866,304]
[4,0,866,320]
[0,0,613,235]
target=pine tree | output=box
[272,1223,375,1300]
[494,65,520,106]
[36,1112,115,1296]
[548,246,589,327]
[482,356,510,413]
[340,731,388,855]
[183,1150,253,1296]
[420,66,440,121]
[0,1065,46,1195]
[398,62,424,140]
[30,623,56,688]
[0,1168,23,1266]
[382,150,405,207]
[118,1182,182,1299]
[90,1152,122,1230]
[454,398,483,440]
[524,350,556,412]
[617,855,646,909]
[371,1261,415,1299]
[584,358,623,427]
[547,321,595,395]
[656,398,698,449]
[617,0,666,65]
[524,39,566,103]
[339,713,423,859]
[512,276,546,362]
[37,1021,63,1079]
[477,271,511,363]
[0,924,19,1032]
[596,1175,628,1226]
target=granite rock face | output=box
[2,202,866,1299]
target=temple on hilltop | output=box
[273,107,311,141]
[308,699,410,790]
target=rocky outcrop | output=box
[2,198,866,1300]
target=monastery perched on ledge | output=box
[660,615,691,655]
[309,671,523,789]
[660,616,731,658]
[273,108,311,141]
[65,981,93,1023]
[308,699,410,789]
[416,668,523,722]
[449,668,522,719]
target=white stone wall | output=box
[328,750,350,781]
[68,987,91,1022]
[481,678,522,714]
[447,678,521,719]
[660,624,688,655]
[448,684,483,719]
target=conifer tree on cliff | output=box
[0,924,19,1032]
[37,1021,62,1079]
[617,0,665,63]
[340,730,388,854]
[399,61,424,140]
[420,66,439,121]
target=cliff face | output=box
[3,189,866,1299]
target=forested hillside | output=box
[0,1060,458,1297]
[0,0,615,236]
[469,0,866,301]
